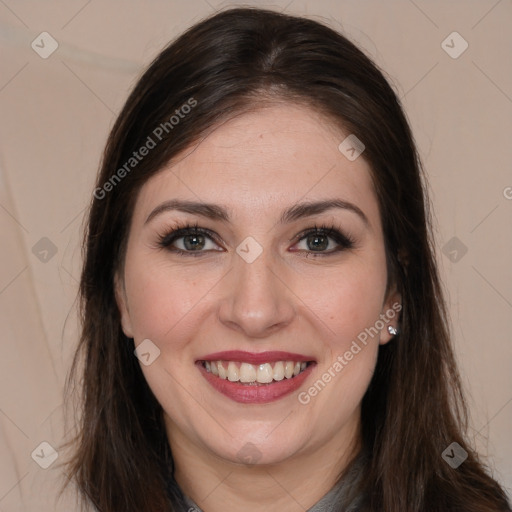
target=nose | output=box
[217,247,296,339]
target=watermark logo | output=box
[441,32,468,59]
[338,134,365,161]
[134,338,161,366]
[31,441,59,469]
[32,237,58,263]
[93,97,197,200]
[31,32,58,59]
[442,236,468,263]
[236,236,263,263]
[442,442,468,469]
[236,442,262,465]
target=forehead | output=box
[134,103,379,227]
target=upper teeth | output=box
[204,360,308,384]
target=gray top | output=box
[181,451,366,512]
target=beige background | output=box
[0,0,511,510]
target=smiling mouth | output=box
[199,360,314,385]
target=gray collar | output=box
[182,451,366,512]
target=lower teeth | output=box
[238,380,279,386]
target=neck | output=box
[165,415,362,512]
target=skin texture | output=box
[115,103,400,511]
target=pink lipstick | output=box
[196,350,316,404]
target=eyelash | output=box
[156,221,355,258]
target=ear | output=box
[379,287,402,345]
[114,271,134,338]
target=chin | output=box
[213,428,308,466]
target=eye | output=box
[292,224,355,256]
[156,222,355,257]
[157,222,223,256]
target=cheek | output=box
[301,254,387,414]
[298,266,384,422]
[298,256,388,350]
[123,254,213,345]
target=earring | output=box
[387,325,399,336]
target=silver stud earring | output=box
[387,325,399,336]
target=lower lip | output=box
[196,362,316,404]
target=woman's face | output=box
[116,103,400,468]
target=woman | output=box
[59,7,511,512]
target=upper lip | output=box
[197,350,315,365]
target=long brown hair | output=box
[58,7,511,511]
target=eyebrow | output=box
[144,198,369,227]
